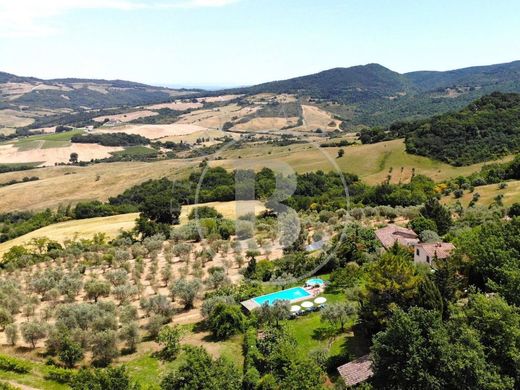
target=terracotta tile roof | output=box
[337,354,373,386]
[375,224,419,249]
[415,242,455,259]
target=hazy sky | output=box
[1,0,519,87]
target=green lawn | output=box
[13,130,84,150]
[124,353,177,390]
[111,146,158,157]
[124,325,243,388]
[30,130,84,142]
[285,290,359,354]
[0,356,68,390]
[281,286,369,382]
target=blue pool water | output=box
[252,287,311,306]
[306,278,325,286]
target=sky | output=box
[0,0,519,88]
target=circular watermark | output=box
[174,96,351,285]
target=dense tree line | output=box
[71,133,150,147]
[0,209,66,243]
[0,176,38,188]
[0,164,38,174]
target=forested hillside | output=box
[224,61,520,127]
[402,92,520,165]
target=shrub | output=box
[508,203,520,218]
[157,325,183,361]
[206,303,246,339]
[0,354,31,373]
[4,324,18,346]
[45,367,77,384]
[188,206,223,220]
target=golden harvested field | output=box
[0,142,122,166]
[160,128,240,143]
[0,82,70,99]
[93,109,159,123]
[0,127,15,136]
[231,117,299,132]
[246,93,297,103]
[0,200,265,256]
[197,94,242,103]
[96,123,207,139]
[0,213,139,256]
[0,109,34,127]
[145,101,203,110]
[179,200,265,224]
[0,160,196,212]
[299,105,339,131]
[176,104,259,128]
[443,180,520,207]
[1,138,513,213]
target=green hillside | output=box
[403,92,520,165]
[225,61,520,127]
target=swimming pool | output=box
[252,287,312,306]
[305,278,325,286]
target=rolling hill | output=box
[224,60,520,127]
[0,72,201,132]
[227,64,412,101]
[0,71,198,111]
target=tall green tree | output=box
[206,303,246,339]
[371,307,510,390]
[420,198,452,235]
[360,253,422,334]
[451,293,520,384]
[160,346,241,390]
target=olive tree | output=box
[5,323,18,346]
[84,279,111,302]
[170,279,202,309]
[21,321,48,348]
[157,325,183,361]
[90,330,119,366]
[119,322,140,353]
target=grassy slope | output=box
[12,130,84,151]
[0,354,68,390]
[179,200,265,224]
[0,213,139,256]
[0,201,265,256]
[111,145,157,157]
[443,180,520,207]
[0,160,196,213]
[0,139,514,213]
[215,139,513,185]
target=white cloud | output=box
[0,0,241,37]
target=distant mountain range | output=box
[0,72,197,112]
[3,60,520,129]
[224,61,520,127]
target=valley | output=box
[1,60,520,390]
